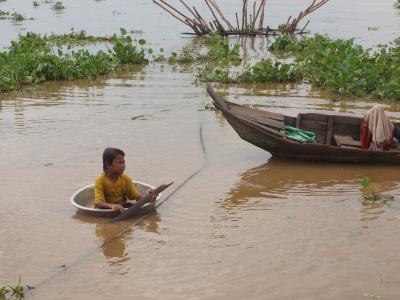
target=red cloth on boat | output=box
[360,105,394,150]
[361,117,372,149]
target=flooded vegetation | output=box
[0,277,25,300]
[0,10,32,22]
[51,1,64,11]
[2,0,400,299]
[268,35,400,100]
[0,29,149,92]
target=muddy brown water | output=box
[2,1,400,299]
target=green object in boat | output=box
[284,126,317,144]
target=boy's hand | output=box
[110,204,124,213]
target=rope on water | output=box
[29,98,209,294]
[155,110,208,209]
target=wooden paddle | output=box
[111,182,174,222]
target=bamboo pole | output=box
[209,21,215,31]
[241,0,245,31]
[208,0,235,31]
[252,1,256,30]
[157,0,193,24]
[193,6,211,32]
[153,0,329,36]
[179,0,198,20]
[205,0,226,33]
[299,20,310,33]
[244,0,248,31]
[259,0,267,29]
[288,0,330,33]
[178,0,209,32]
[153,0,191,27]
[254,0,266,29]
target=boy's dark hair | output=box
[103,148,125,171]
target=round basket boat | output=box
[70,181,160,217]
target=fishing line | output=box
[29,95,209,295]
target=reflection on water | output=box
[73,211,161,264]
[221,158,400,223]
[226,158,400,198]
[96,223,133,263]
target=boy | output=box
[94,147,155,213]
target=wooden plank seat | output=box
[333,134,361,148]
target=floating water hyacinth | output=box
[361,176,394,206]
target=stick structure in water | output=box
[111,182,174,222]
[152,0,330,36]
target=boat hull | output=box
[224,112,400,164]
[207,84,400,165]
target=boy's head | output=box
[102,148,125,173]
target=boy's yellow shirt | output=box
[94,173,140,206]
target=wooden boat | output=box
[206,85,400,164]
[70,181,160,217]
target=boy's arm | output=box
[126,177,154,201]
[94,177,106,206]
[125,176,157,203]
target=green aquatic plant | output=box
[46,29,117,45]
[202,33,241,65]
[198,65,233,83]
[268,35,305,52]
[167,47,198,64]
[0,276,25,300]
[395,0,400,8]
[239,59,302,83]
[198,34,241,82]
[168,33,240,66]
[361,176,377,201]
[164,33,240,82]
[217,90,228,99]
[0,29,150,93]
[0,10,8,17]
[10,12,25,22]
[52,1,64,10]
[110,28,148,64]
[360,176,394,205]
[264,34,400,100]
[0,10,31,21]
[152,47,165,62]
